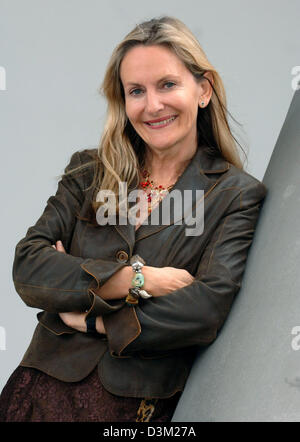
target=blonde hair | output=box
[64,16,246,221]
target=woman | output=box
[0,16,267,422]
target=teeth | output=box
[148,116,176,126]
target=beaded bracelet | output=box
[125,255,152,306]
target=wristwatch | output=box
[85,316,97,334]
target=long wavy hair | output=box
[63,16,246,220]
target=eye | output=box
[129,88,143,96]
[163,81,176,89]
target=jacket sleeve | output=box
[102,180,268,356]
[12,150,127,317]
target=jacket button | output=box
[116,250,129,263]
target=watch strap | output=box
[86,316,97,334]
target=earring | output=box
[200,99,205,107]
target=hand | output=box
[52,240,66,253]
[59,311,88,332]
[143,266,195,297]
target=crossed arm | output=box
[54,240,194,334]
[14,150,267,356]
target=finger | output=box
[56,240,66,253]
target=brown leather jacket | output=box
[13,146,267,398]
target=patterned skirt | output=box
[0,365,181,422]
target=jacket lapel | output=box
[113,145,230,249]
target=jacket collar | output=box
[113,145,230,253]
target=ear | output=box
[198,71,214,108]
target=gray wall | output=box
[172,90,300,422]
[0,0,299,398]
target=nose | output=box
[145,89,164,115]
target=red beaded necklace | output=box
[139,168,177,213]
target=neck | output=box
[142,144,197,186]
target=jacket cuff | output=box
[102,305,141,357]
[81,259,127,318]
[37,311,77,335]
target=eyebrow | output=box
[124,75,181,88]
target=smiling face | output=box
[120,44,205,156]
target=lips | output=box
[145,115,177,124]
[144,115,178,128]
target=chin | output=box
[145,138,178,150]
[147,143,175,151]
